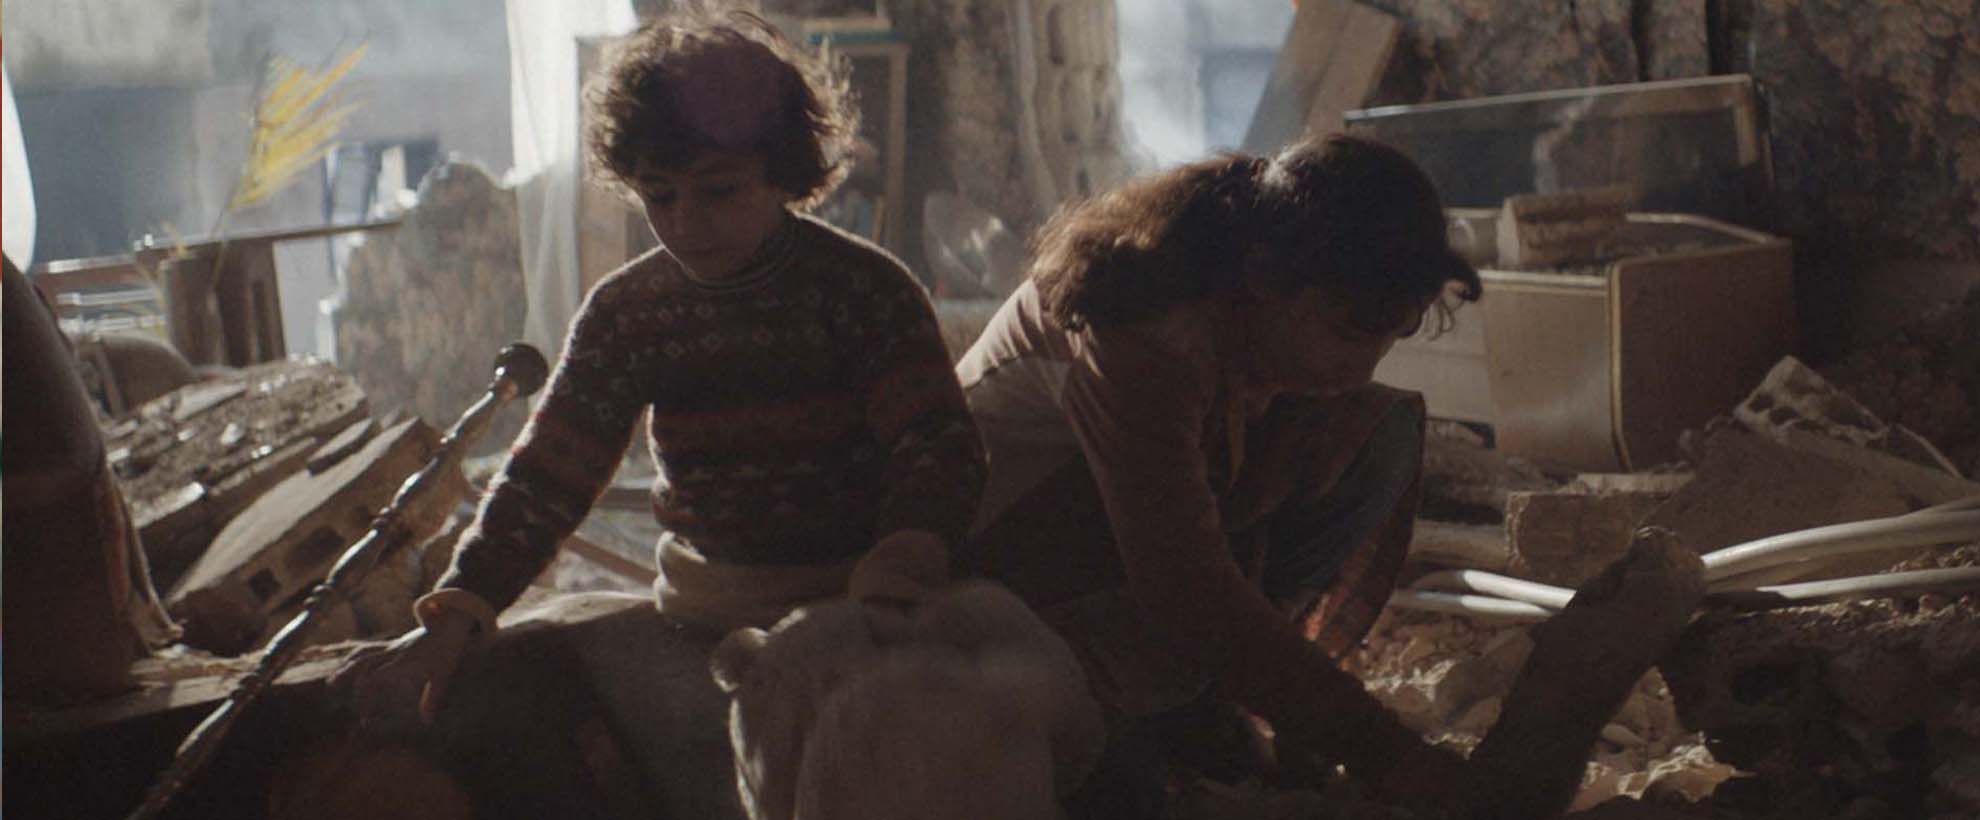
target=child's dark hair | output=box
[1032,134,1482,335]
[584,11,857,209]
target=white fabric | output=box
[952,281,1084,532]
[3,64,36,268]
[505,0,638,355]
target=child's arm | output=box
[341,277,647,726]
[425,279,647,629]
[843,261,988,571]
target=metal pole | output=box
[125,343,548,820]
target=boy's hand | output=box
[849,529,950,608]
[332,609,478,730]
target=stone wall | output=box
[1743,0,1980,355]
[330,161,531,455]
[1362,0,1682,104]
[764,0,1131,282]
[891,0,1131,245]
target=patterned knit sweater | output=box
[438,213,987,611]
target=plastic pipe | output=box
[1387,589,1555,621]
[1706,566,1980,611]
[1700,509,1980,583]
[1408,569,1574,611]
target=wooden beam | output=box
[1242,0,1398,154]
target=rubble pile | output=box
[1277,351,1980,820]
[98,358,484,656]
[108,359,368,588]
[1664,579,1980,819]
[1346,610,1736,813]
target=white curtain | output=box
[3,63,36,268]
[505,0,638,355]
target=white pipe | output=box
[1408,569,1574,610]
[1708,557,1854,592]
[1387,589,1554,621]
[1706,567,1980,611]
[1700,509,1980,582]
[1386,498,1980,622]
[1915,495,1980,515]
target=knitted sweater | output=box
[438,213,986,611]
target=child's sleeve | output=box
[843,262,988,549]
[1060,322,1428,787]
[432,280,645,613]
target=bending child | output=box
[956,134,1702,818]
[342,13,984,819]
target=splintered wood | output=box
[1243,0,1399,154]
[1496,186,1634,270]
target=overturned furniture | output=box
[1376,208,1794,472]
[1358,74,1788,472]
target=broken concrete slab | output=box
[1644,424,1920,576]
[1485,471,1692,590]
[1566,473,1694,496]
[1506,489,1672,588]
[1735,356,1978,504]
[111,359,370,588]
[167,417,444,654]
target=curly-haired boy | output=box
[342,13,985,819]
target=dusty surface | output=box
[1664,559,1980,819]
[108,360,365,507]
[108,359,369,587]
[1826,287,1980,480]
[1353,610,1734,813]
[1160,606,1737,820]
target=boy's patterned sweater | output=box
[438,213,986,611]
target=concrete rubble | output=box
[1324,351,1980,820]
[1664,557,1980,818]
[109,359,370,590]
[23,307,1973,820]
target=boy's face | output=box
[636,152,790,280]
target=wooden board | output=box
[1611,233,1794,469]
[1241,0,1398,154]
